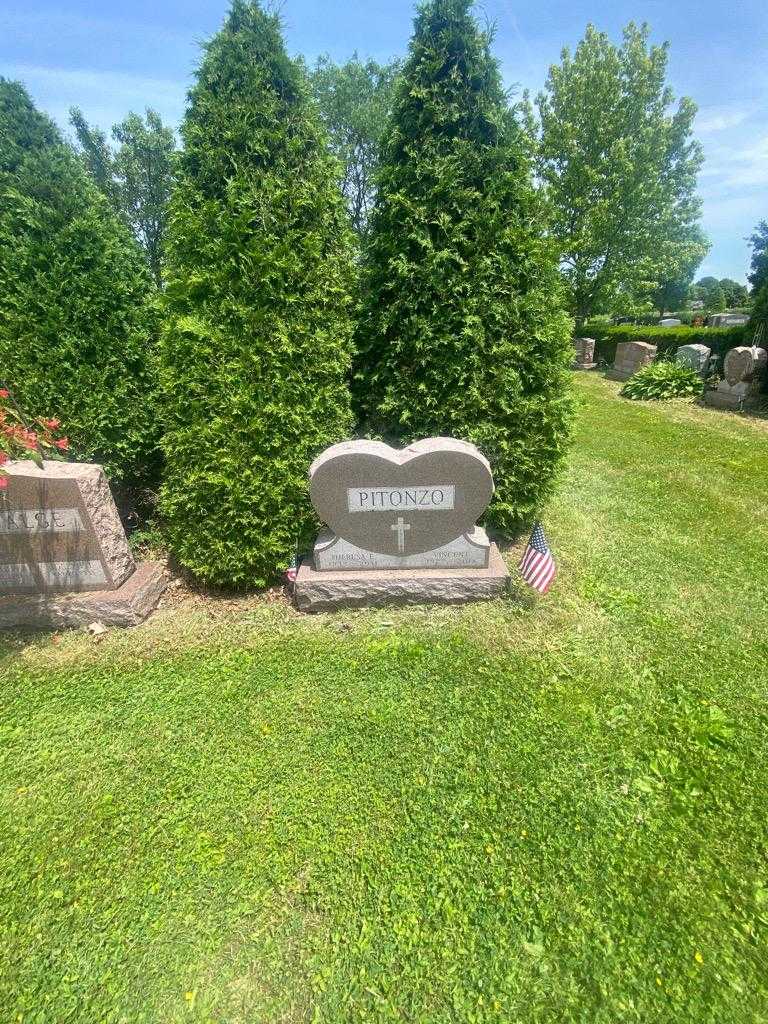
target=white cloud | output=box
[3,63,187,133]
[696,106,750,133]
[701,132,768,191]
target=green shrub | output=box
[0,79,158,485]
[353,0,573,534]
[159,1,355,588]
[620,361,704,401]
[583,323,747,367]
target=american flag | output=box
[519,521,556,594]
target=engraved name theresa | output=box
[347,485,455,513]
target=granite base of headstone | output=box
[703,346,767,411]
[572,337,597,370]
[676,343,712,378]
[606,341,657,381]
[0,460,168,629]
[294,438,510,612]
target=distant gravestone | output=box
[710,313,750,328]
[572,337,596,370]
[606,341,657,382]
[660,318,682,327]
[294,438,510,611]
[0,461,168,628]
[676,343,711,378]
[704,346,767,411]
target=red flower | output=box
[42,417,61,431]
[0,475,7,489]
[55,436,69,451]
[0,452,7,466]
[0,388,9,400]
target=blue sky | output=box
[2,0,766,282]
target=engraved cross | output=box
[391,516,411,553]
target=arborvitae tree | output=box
[0,79,158,486]
[159,1,355,587]
[748,220,768,297]
[354,0,573,533]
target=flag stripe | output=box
[535,564,555,591]
[531,556,553,587]
[518,520,557,595]
[522,549,541,574]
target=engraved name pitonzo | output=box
[347,486,455,513]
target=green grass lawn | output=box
[2,374,767,1023]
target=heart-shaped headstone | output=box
[724,346,766,385]
[309,438,494,557]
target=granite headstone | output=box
[572,337,597,370]
[606,341,657,382]
[0,460,168,627]
[294,438,509,611]
[676,343,711,378]
[704,346,767,411]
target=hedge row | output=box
[0,80,158,487]
[582,323,748,366]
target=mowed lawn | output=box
[2,374,767,1023]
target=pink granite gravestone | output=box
[294,438,510,611]
[0,460,168,628]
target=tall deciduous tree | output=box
[308,54,400,238]
[748,220,768,296]
[648,225,709,315]
[535,23,706,326]
[159,1,355,587]
[718,278,749,308]
[355,0,573,534]
[70,107,176,286]
[0,79,158,485]
[693,275,746,310]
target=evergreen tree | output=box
[710,285,726,313]
[0,79,158,485]
[159,1,355,587]
[750,282,768,344]
[354,0,572,533]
